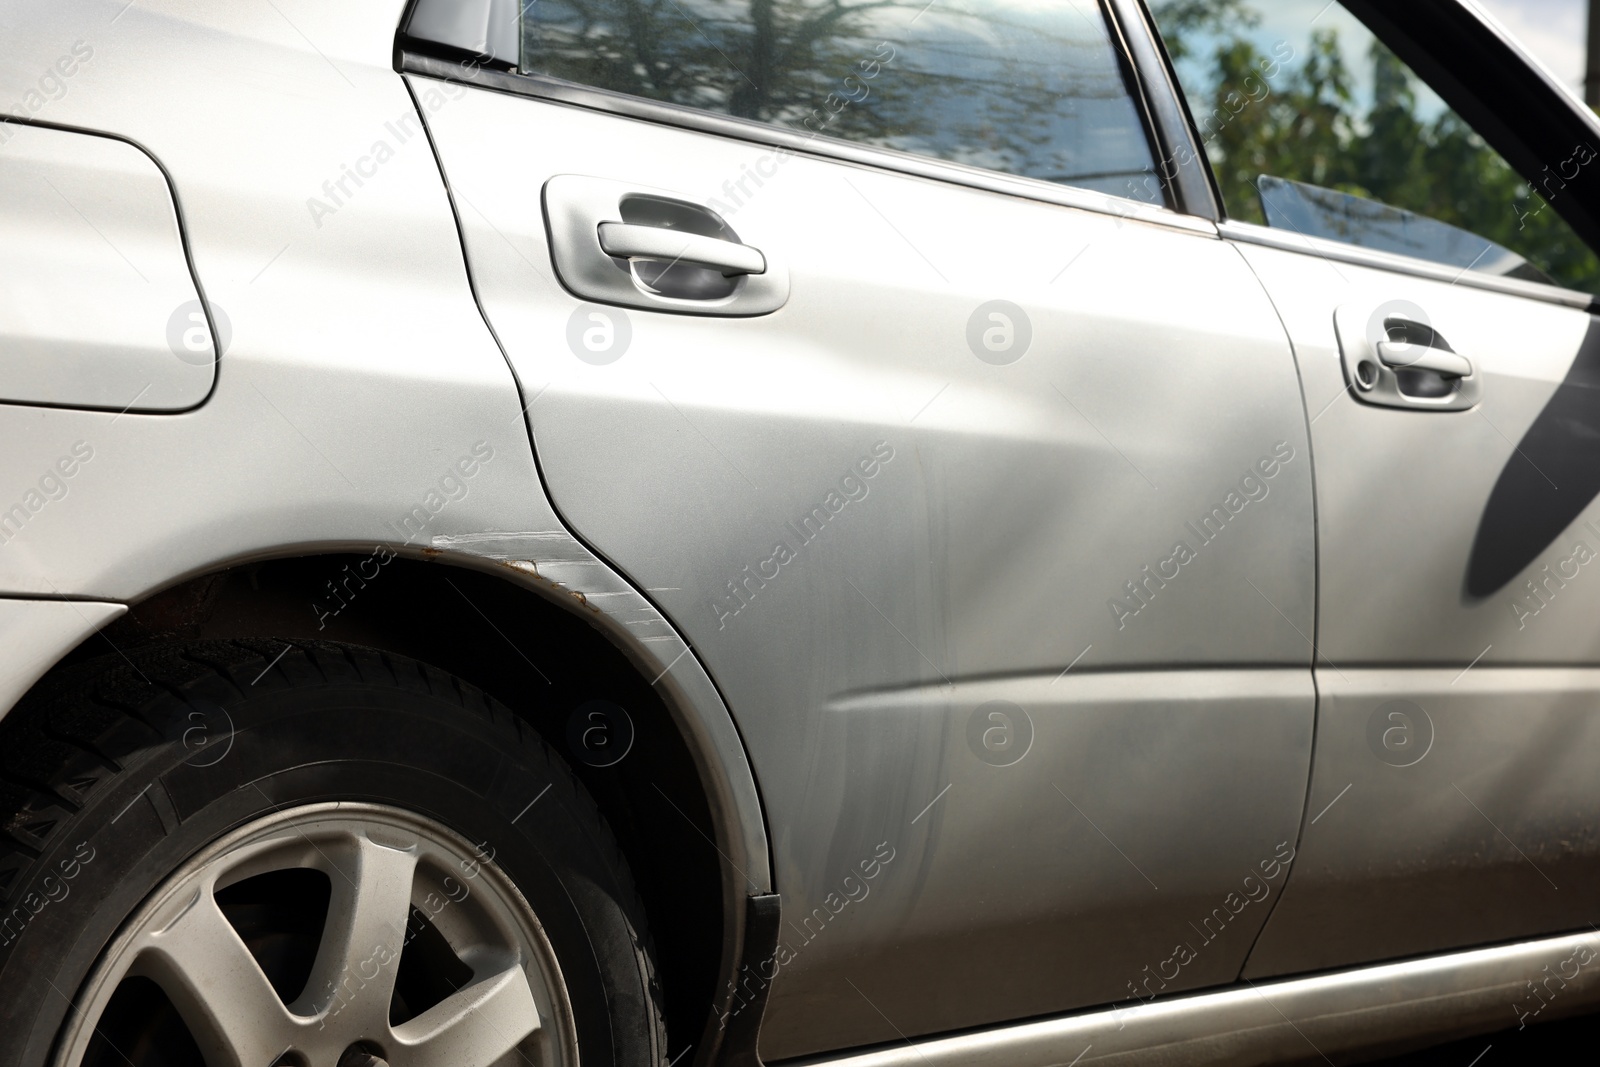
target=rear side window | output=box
[1147,0,1600,293]
[520,0,1164,203]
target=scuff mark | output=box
[431,531,576,558]
[491,557,600,613]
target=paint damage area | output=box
[430,531,613,613]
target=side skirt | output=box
[777,931,1600,1067]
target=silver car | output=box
[3,0,1599,1064]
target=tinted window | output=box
[1148,0,1600,293]
[521,0,1164,202]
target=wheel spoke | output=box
[391,961,541,1067]
[293,831,420,1033]
[134,885,297,1067]
[60,805,573,1067]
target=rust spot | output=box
[421,547,443,559]
[495,560,600,612]
[498,559,541,579]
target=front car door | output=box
[1146,0,1600,979]
[403,0,1317,1056]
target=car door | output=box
[1145,0,1600,979]
[403,0,1316,1056]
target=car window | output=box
[520,0,1165,203]
[1147,0,1600,293]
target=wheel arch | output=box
[15,547,773,1065]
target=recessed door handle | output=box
[1376,341,1472,378]
[597,222,766,276]
[545,175,788,314]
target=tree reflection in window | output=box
[1152,0,1600,293]
[521,0,1164,202]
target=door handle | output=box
[1334,304,1482,412]
[543,174,789,316]
[597,222,766,277]
[1375,341,1472,378]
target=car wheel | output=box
[0,639,665,1067]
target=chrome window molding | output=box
[1221,218,1600,312]
[397,53,1218,238]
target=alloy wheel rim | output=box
[53,802,577,1067]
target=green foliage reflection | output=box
[1154,0,1600,292]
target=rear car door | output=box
[1146,0,1600,978]
[404,0,1316,1055]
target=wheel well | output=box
[51,553,723,1057]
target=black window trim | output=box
[397,2,1217,237]
[1105,0,1221,220]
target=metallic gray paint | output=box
[0,599,124,718]
[0,0,770,983]
[3,1,1600,1064]
[0,121,213,410]
[1231,239,1600,975]
[781,930,1600,1067]
[416,81,1318,1057]
[1248,668,1600,978]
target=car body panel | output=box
[0,0,770,936]
[416,79,1318,1056]
[0,599,125,716]
[1251,666,1600,978]
[5,0,1600,1064]
[0,121,214,411]
[0,0,520,603]
[1229,236,1600,976]
[775,928,1600,1067]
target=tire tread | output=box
[0,639,667,1067]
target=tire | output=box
[0,639,666,1067]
